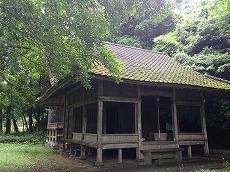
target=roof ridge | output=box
[105,41,166,55]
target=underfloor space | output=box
[64,147,137,164]
[181,145,206,157]
[61,150,224,171]
[63,145,208,165]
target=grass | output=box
[0,136,230,172]
[0,143,54,172]
[196,170,230,172]
[0,142,94,172]
[211,149,230,155]
[0,132,92,172]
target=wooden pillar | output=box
[97,100,103,164]
[70,143,74,155]
[62,141,66,152]
[118,148,122,163]
[188,145,192,158]
[62,107,67,152]
[200,91,209,156]
[96,80,104,164]
[80,105,87,159]
[172,88,179,142]
[136,87,142,160]
[103,103,107,134]
[55,129,58,144]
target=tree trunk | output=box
[12,118,19,134]
[36,107,41,132]
[33,107,41,132]
[23,114,29,131]
[5,118,11,134]
[0,109,2,133]
[28,109,33,133]
[5,106,11,134]
[22,117,24,132]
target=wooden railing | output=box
[72,133,139,144]
[178,132,205,146]
[178,133,205,141]
[72,133,82,142]
[84,134,97,143]
[102,134,139,144]
[47,122,63,129]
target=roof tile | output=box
[92,42,230,90]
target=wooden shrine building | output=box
[39,43,230,164]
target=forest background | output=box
[0,0,229,148]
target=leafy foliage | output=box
[0,0,124,132]
[100,0,174,38]
[113,36,143,48]
[152,0,230,80]
[1,0,123,87]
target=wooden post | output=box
[70,143,74,155]
[118,148,122,163]
[97,80,104,164]
[188,145,192,158]
[136,87,143,160]
[62,141,66,152]
[97,100,103,164]
[200,91,209,156]
[103,103,107,134]
[172,88,179,142]
[80,105,87,159]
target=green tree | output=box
[100,0,174,38]
[1,0,123,87]
[152,0,230,80]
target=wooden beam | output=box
[93,75,221,92]
[99,96,140,103]
[200,91,209,156]
[176,101,202,106]
[141,90,172,98]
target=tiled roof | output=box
[92,42,230,90]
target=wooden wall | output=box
[62,79,204,140]
[176,89,201,102]
[103,81,138,98]
[74,107,83,133]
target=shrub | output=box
[0,132,46,144]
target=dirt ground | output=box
[50,152,229,172]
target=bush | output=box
[0,132,46,144]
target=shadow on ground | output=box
[58,153,226,172]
